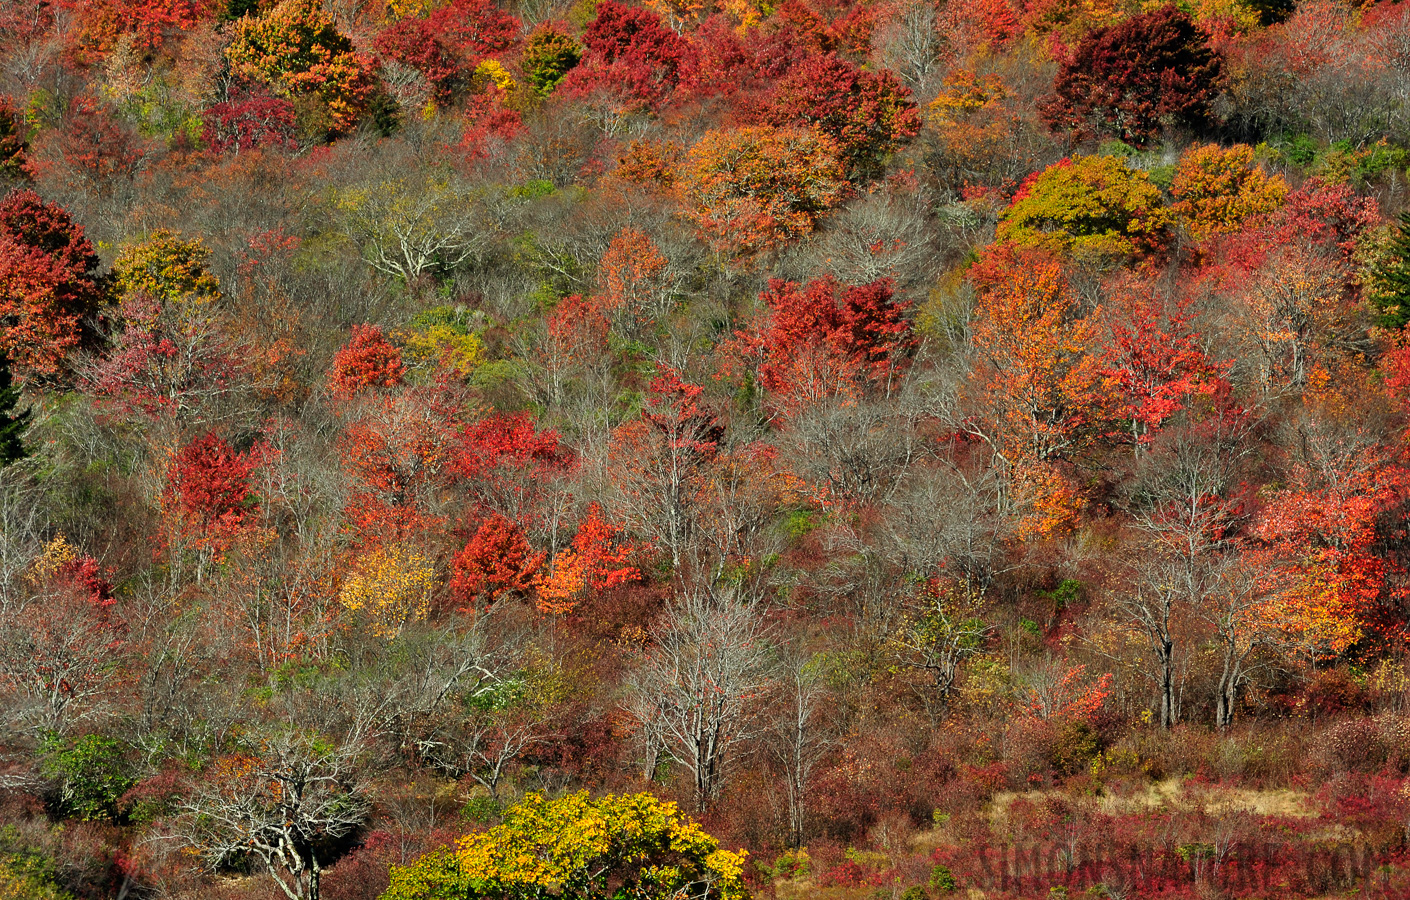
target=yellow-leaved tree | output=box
[338,545,436,638]
[381,791,750,899]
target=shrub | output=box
[930,862,958,892]
[40,735,134,823]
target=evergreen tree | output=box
[0,353,27,466]
[1369,212,1410,330]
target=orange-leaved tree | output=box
[534,503,639,615]
[678,125,849,260]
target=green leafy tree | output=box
[522,23,582,94]
[382,791,750,900]
[40,734,134,822]
[1367,211,1410,330]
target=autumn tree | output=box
[164,432,265,582]
[202,91,298,155]
[760,53,921,179]
[1248,427,1409,670]
[598,227,676,332]
[678,125,849,259]
[0,189,104,382]
[329,325,406,398]
[533,503,638,615]
[1170,143,1288,242]
[113,230,221,306]
[382,792,750,900]
[1101,285,1227,448]
[85,287,242,423]
[0,536,123,739]
[338,544,437,638]
[608,367,722,570]
[226,0,374,137]
[1040,5,1224,146]
[734,276,915,418]
[449,514,543,610]
[996,155,1173,262]
[962,248,1118,533]
[454,411,572,531]
[338,387,461,548]
[374,0,519,106]
[561,0,697,113]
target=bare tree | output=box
[769,651,832,848]
[626,585,773,811]
[179,730,371,900]
[1115,430,1248,728]
[333,166,487,282]
[384,616,563,802]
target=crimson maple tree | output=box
[330,325,407,399]
[0,189,104,382]
[1039,5,1223,147]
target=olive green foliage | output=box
[1368,211,1410,330]
[0,828,72,900]
[996,154,1173,261]
[522,25,582,95]
[0,353,28,466]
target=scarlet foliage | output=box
[1251,444,1410,653]
[641,365,723,457]
[1268,177,1380,259]
[534,503,639,614]
[454,411,571,524]
[736,276,914,415]
[759,52,920,178]
[455,411,567,481]
[201,91,297,154]
[375,0,519,106]
[330,325,406,398]
[165,432,263,550]
[42,96,146,198]
[0,189,104,381]
[561,0,697,111]
[338,389,461,548]
[1101,286,1228,443]
[1040,5,1223,146]
[57,0,217,62]
[449,514,544,610]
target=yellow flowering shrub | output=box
[382,791,750,899]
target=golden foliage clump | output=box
[339,545,437,637]
[30,535,78,581]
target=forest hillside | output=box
[1,0,1410,897]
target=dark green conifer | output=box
[1369,212,1410,331]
